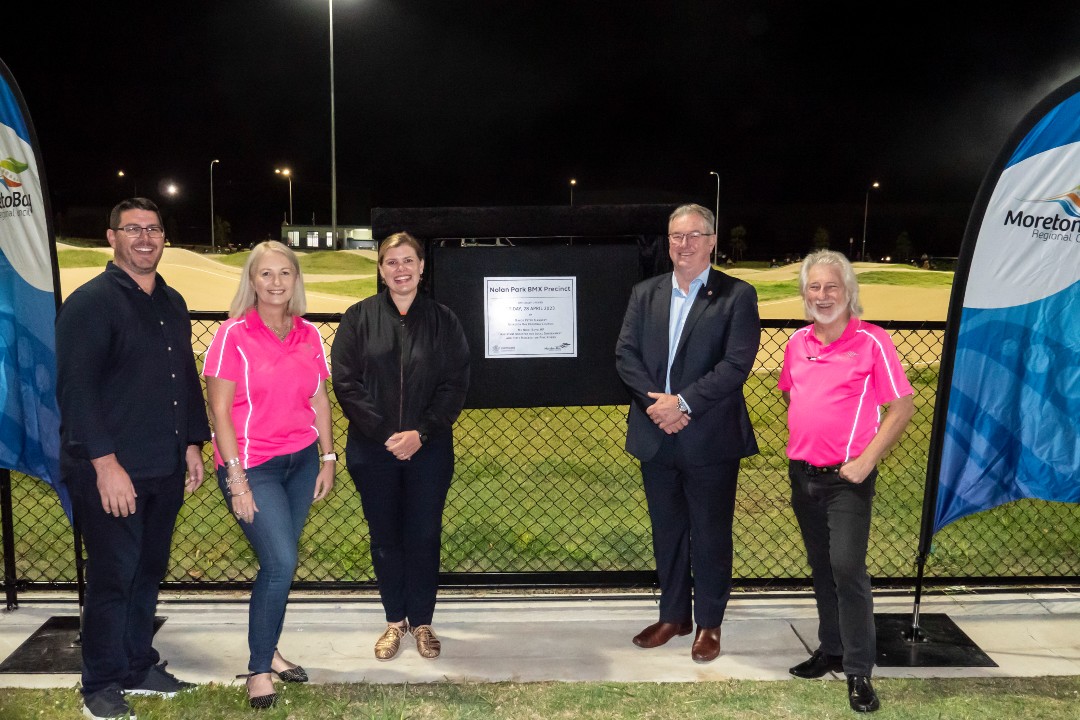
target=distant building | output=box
[280,223,375,251]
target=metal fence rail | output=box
[5,316,1078,593]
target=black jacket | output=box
[331,290,470,450]
[55,262,211,485]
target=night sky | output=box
[6,2,1080,258]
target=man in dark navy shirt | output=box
[56,197,210,720]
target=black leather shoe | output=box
[632,620,693,648]
[847,675,880,713]
[789,649,844,678]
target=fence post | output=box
[1,470,18,610]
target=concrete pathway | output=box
[0,590,1077,688]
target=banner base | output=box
[0,615,164,674]
[875,613,996,667]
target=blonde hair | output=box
[229,241,307,318]
[798,249,862,320]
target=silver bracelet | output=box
[226,473,248,486]
[225,457,242,468]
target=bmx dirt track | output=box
[59,247,950,373]
[58,246,952,321]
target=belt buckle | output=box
[803,461,838,476]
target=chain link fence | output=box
[5,316,1078,592]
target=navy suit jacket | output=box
[616,267,760,465]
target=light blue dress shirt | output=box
[665,266,710,397]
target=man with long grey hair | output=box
[779,250,914,713]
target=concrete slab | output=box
[0,590,1076,688]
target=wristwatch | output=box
[676,395,690,415]
[419,433,429,445]
[321,452,337,462]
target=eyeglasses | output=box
[114,224,165,239]
[668,231,714,244]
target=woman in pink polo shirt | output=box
[203,241,336,709]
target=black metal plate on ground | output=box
[0,615,165,674]
[875,613,997,667]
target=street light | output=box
[569,178,576,206]
[328,0,338,249]
[210,159,220,251]
[275,168,293,225]
[709,171,720,265]
[861,181,880,262]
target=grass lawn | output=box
[56,248,109,269]
[2,676,1078,719]
[211,248,378,275]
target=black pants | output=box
[347,431,454,627]
[69,472,184,695]
[641,434,740,628]
[789,460,877,676]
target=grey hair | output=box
[228,241,307,318]
[798,250,862,320]
[668,203,715,235]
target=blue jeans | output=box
[218,443,318,673]
[789,460,878,676]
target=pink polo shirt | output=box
[203,308,330,469]
[778,316,913,466]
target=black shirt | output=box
[56,262,210,485]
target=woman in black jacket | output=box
[331,232,470,661]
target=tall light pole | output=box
[275,168,293,225]
[329,0,338,249]
[209,159,220,251]
[709,170,720,265]
[569,178,576,206]
[861,181,880,262]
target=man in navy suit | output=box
[616,203,760,662]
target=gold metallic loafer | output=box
[412,624,441,659]
[374,623,408,661]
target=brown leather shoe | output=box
[632,620,693,648]
[691,625,721,662]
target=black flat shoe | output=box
[237,672,277,710]
[273,665,308,683]
[847,675,881,713]
[789,649,844,679]
[249,692,277,710]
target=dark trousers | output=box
[217,443,317,674]
[789,460,877,676]
[640,435,740,628]
[70,472,184,696]
[347,432,454,627]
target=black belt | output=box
[799,460,842,476]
